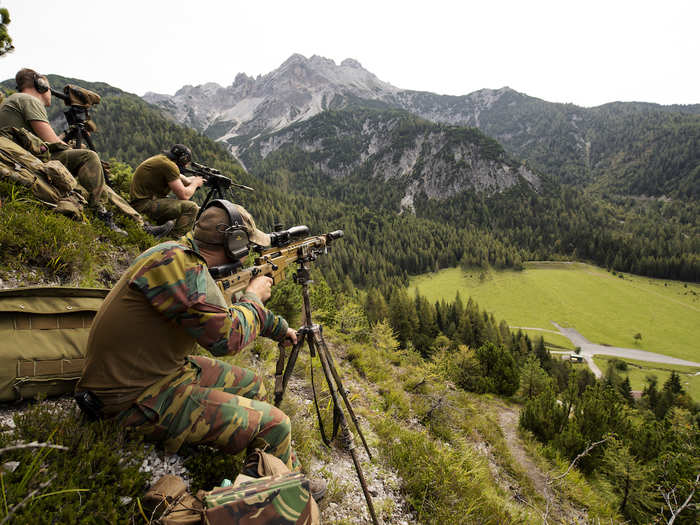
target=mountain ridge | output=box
[143,54,700,199]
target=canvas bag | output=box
[142,475,204,525]
[202,449,320,525]
[0,286,108,402]
[0,135,87,219]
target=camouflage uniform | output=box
[51,147,105,208]
[77,232,300,471]
[132,197,199,237]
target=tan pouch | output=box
[143,475,204,524]
[39,160,78,195]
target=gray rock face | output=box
[239,113,539,205]
[144,54,401,143]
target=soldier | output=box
[76,199,326,500]
[0,68,172,237]
[130,144,206,237]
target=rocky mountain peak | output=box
[340,58,363,69]
[143,53,402,142]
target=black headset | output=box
[168,144,192,169]
[203,200,250,260]
[33,73,50,94]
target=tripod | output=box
[197,179,229,219]
[274,261,380,525]
[61,106,97,152]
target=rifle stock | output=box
[211,230,343,304]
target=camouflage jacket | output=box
[77,232,288,410]
[129,232,289,353]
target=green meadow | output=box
[594,356,700,400]
[408,262,700,362]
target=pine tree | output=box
[518,354,552,401]
[600,438,657,522]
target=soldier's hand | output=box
[245,275,273,302]
[193,176,205,187]
[282,328,298,347]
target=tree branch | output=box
[548,438,609,483]
[661,472,699,525]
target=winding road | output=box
[522,323,700,378]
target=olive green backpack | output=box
[0,286,108,402]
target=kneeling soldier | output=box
[130,144,205,238]
[76,199,326,499]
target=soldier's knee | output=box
[254,376,267,401]
[181,200,199,215]
[274,409,291,437]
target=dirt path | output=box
[498,406,551,499]
[496,405,586,524]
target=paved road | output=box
[550,322,700,378]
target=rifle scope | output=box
[268,225,310,247]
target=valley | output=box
[408,262,700,362]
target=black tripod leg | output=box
[274,332,305,407]
[312,328,379,525]
[314,329,373,459]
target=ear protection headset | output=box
[169,144,192,168]
[33,73,50,94]
[205,199,250,260]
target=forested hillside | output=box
[395,88,700,199]
[241,108,699,282]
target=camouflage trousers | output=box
[51,148,105,208]
[117,355,301,471]
[132,197,199,237]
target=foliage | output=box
[0,6,12,56]
[0,402,151,523]
[0,181,151,285]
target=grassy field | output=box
[408,262,700,362]
[594,356,700,400]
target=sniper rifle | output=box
[210,226,379,524]
[209,226,342,305]
[181,161,255,216]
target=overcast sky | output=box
[2,0,698,107]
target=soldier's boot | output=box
[96,209,127,236]
[143,219,175,239]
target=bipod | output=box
[274,263,380,525]
[197,180,229,220]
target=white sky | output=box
[2,0,699,107]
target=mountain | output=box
[143,54,400,143]
[238,107,540,209]
[145,54,700,199]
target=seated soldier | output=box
[130,144,206,237]
[75,199,326,499]
[0,68,172,237]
